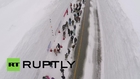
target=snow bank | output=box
[97,0,140,79]
[0,0,73,79]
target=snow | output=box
[1,0,140,79]
[0,0,55,68]
[0,0,76,79]
[97,0,140,79]
[0,0,86,79]
[117,0,140,40]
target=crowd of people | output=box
[44,1,84,79]
[61,2,83,79]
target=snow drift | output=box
[97,0,140,79]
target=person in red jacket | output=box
[63,9,68,17]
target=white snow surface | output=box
[97,0,140,79]
[0,0,58,68]
[118,0,140,40]
[0,0,82,79]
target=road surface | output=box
[69,0,102,79]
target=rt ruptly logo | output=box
[7,58,20,71]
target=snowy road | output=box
[70,0,101,79]
[69,0,90,78]
[0,0,140,79]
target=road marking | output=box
[73,6,87,79]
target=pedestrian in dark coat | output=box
[61,75,65,79]
[71,36,74,42]
[70,30,73,36]
[74,37,77,43]
[78,6,81,11]
[72,44,76,49]
[77,12,80,16]
[57,43,61,50]
[72,20,74,26]
[65,53,68,60]
[69,18,71,26]
[74,25,76,30]
[68,48,70,54]
[79,2,82,8]
[62,25,65,31]
[68,28,70,36]
[76,4,78,9]
[60,68,64,73]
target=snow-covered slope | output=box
[0,0,73,79]
[97,0,140,79]
[118,0,140,40]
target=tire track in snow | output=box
[92,2,102,79]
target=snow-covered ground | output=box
[0,0,86,78]
[1,0,140,79]
[118,0,140,40]
[0,0,79,79]
[97,0,140,79]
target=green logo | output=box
[7,58,20,71]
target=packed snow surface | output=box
[97,0,140,79]
[0,0,76,79]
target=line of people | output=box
[46,1,84,79]
[61,2,83,79]
[64,2,82,60]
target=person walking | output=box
[72,20,74,26]
[74,25,76,30]
[61,75,65,79]
[60,68,64,74]
[57,43,61,50]
[65,53,68,60]
[70,30,73,36]
[71,36,74,43]
[74,37,77,43]
[69,18,71,26]
[68,28,71,36]
[68,48,70,54]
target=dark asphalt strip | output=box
[69,0,91,79]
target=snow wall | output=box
[97,0,140,79]
[0,0,73,79]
